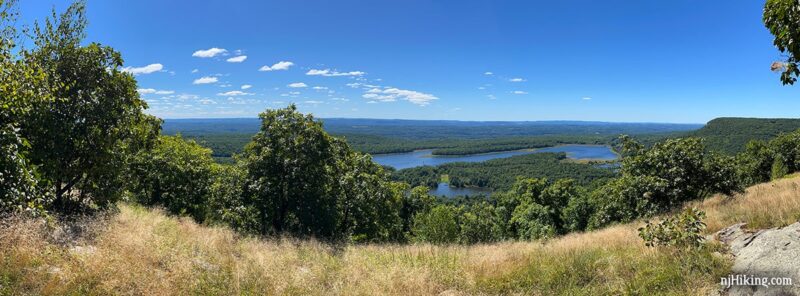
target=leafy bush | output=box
[638,208,706,250]
[129,135,216,221]
[0,126,50,216]
[411,205,459,244]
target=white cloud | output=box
[362,88,438,106]
[137,88,174,95]
[191,69,199,73]
[331,97,349,102]
[304,100,323,104]
[312,86,328,90]
[121,63,163,75]
[217,90,253,96]
[509,78,526,82]
[288,82,307,88]
[346,83,362,88]
[199,99,217,105]
[582,97,592,100]
[487,94,497,100]
[512,90,528,95]
[484,72,493,75]
[241,84,252,90]
[259,61,294,71]
[193,76,219,84]
[226,55,247,63]
[306,69,365,77]
[192,48,228,58]
[477,86,486,90]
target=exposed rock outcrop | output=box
[715,222,800,295]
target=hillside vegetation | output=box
[689,117,800,154]
[3,176,800,295]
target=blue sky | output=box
[16,0,800,123]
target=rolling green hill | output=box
[689,117,800,154]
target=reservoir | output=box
[372,144,619,197]
[372,144,618,170]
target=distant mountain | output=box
[162,118,702,139]
[689,117,800,154]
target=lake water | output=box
[429,182,493,197]
[372,144,618,170]
[372,144,619,197]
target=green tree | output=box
[129,135,216,221]
[736,140,774,186]
[771,156,789,180]
[0,0,51,216]
[764,0,800,85]
[242,105,341,237]
[458,202,503,244]
[240,105,405,241]
[769,129,800,173]
[561,189,593,232]
[411,204,459,244]
[208,163,261,233]
[334,151,404,242]
[511,202,556,240]
[20,1,159,213]
[400,185,435,234]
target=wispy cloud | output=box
[226,55,247,63]
[312,86,328,90]
[259,61,294,71]
[512,90,528,95]
[582,97,592,100]
[306,69,365,77]
[121,63,163,75]
[287,82,308,88]
[191,69,199,73]
[137,88,174,95]
[193,76,219,84]
[361,88,438,106]
[241,84,252,90]
[487,94,497,100]
[509,78,526,82]
[484,71,493,75]
[217,90,253,96]
[192,48,228,58]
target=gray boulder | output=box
[715,222,800,295]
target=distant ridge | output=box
[162,118,702,139]
[690,117,800,154]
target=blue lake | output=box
[372,144,619,197]
[429,182,493,197]
[372,144,618,170]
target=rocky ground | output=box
[716,222,800,295]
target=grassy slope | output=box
[3,177,800,295]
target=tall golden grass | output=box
[5,175,800,295]
[693,174,800,233]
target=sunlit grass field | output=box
[3,176,799,295]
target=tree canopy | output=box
[764,0,800,85]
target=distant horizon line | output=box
[158,116,719,126]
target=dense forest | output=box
[391,153,617,191]
[687,117,800,154]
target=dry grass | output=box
[693,175,800,233]
[11,175,800,295]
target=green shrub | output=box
[638,207,706,250]
[412,205,459,244]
